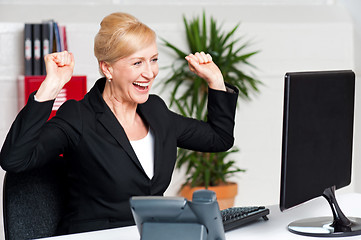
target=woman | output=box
[0,12,238,235]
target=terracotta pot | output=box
[179,182,238,210]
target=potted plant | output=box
[161,12,261,209]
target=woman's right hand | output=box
[35,51,75,102]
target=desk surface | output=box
[38,193,361,240]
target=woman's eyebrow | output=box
[130,53,159,61]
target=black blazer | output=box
[0,78,238,235]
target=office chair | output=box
[3,156,68,240]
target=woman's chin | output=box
[134,94,150,104]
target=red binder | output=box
[18,75,87,119]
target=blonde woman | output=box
[0,12,238,235]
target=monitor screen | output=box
[279,70,361,237]
[280,70,355,211]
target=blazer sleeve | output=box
[173,84,238,152]
[0,93,81,173]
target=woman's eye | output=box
[134,61,142,66]
[152,58,158,63]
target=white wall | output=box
[0,0,359,239]
[340,0,361,195]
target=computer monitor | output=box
[280,70,361,237]
[130,190,225,240]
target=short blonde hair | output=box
[94,12,156,69]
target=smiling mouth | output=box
[133,81,150,91]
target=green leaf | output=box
[161,38,187,58]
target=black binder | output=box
[41,21,54,75]
[32,24,42,75]
[24,23,33,76]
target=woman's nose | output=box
[142,63,157,79]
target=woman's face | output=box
[108,41,159,104]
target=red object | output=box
[18,75,87,119]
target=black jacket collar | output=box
[86,78,158,179]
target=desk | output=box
[38,193,361,240]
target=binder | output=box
[41,20,54,75]
[24,23,33,76]
[53,21,62,52]
[59,25,68,51]
[33,24,42,75]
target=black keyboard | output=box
[221,206,270,231]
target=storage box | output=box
[18,75,87,119]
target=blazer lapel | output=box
[98,109,143,169]
[89,78,143,171]
[137,102,162,180]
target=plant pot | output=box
[179,182,238,210]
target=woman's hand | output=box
[185,52,226,91]
[35,51,75,101]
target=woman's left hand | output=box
[185,52,226,91]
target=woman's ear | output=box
[99,61,113,80]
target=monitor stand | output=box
[288,186,361,237]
